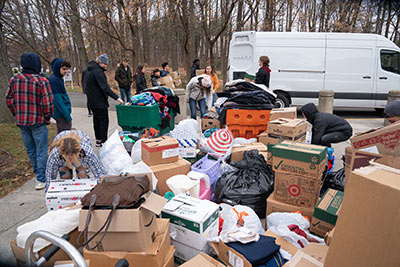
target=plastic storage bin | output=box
[229,125,268,139]
[191,153,222,186]
[116,104,175,135]
[226,109,271,139]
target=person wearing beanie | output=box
[186,74,213,119]
[84,54,124,147]
[300,103,353,147]
[384,100,400,124]
[151,68,161,86]
[255,56,271,88]
[49,58,72,133]
[191,58,201,78]
[160,62,170,77]
[5,52,54,190]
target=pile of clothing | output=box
[217,80,277,124]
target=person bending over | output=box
[186,75,213,119]
[384,100,400,124]
[45,130,107,191]
[300,103,352,147]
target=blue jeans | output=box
[18,124,48,182]
[119,88,131,103]
[189,98,206,119]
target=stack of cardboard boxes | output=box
[158,75,176,89]
[170,71,182,87]
[141,136,192,196]
[266,141,327,223]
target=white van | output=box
[228,31,400,109]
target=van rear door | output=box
[229,32,255,81]
[324,35,374,107]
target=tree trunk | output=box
[236,0,244,31]
[0,0,14,123]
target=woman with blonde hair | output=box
[45,130,106,191]
[255,56,271,88]
[205,65,219,105]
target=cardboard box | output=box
[142,136,179,166]
[284,243,328,267]
[266,143,274,165]
[324,228,335,246]
[266,193,314,226]
[271,141,327,178]
[161,195,219,250]
[46,179,97,211]
[270,107,297,121]
[274,172,321,208]
[310,189,343,237]
[202,118,220,131]
[195,69,206,76]
[230,142,268,162]
[171,239,212,264]
[264,230,299,257]
[83,219,172,267]
[78,192,167,252]
[344,146,353,180]
[259,119,307,146]
[53,260,90,267]
[158,75,176,89]
[150,158,192,195]
[350,121,400,156]
[324,165,400,267]
[181,252,226,267]
[211,241,252,267]
[177,139,198,158]
[11,228,83,267]
[170,71,180,80]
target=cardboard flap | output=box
[181,252,226,267]
[141,192,168,215]
[142,136,178,150]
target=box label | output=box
[161,212,201,233]
[162,148,179,159]
[229,251,244,267]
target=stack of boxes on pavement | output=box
[158,71,182,89]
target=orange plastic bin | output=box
[226,109,271,139]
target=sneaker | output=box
[35,181,45,190]
[88,113,92,117]
[95,141,103,148]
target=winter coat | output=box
[160,70,170,77]
[135,73,147,93]
[151,75,161,87]
[255,66,271,88]
[81,68,88,94]
[114,63,132,89]
[49,58,72,122]
[85,61,119,109]
[300,103,353,145]
[208,73,220,93]
[191,64,200,78]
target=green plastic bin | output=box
[116,104,175,135]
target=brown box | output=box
[284,243,328,267]
[54,260,90,267]
[211,241,252,267]
[202,118,220,131]
[350,121,400,156]
[181,252,226,267]
[170,71,180,80]
[344,146,353,180]
[324,228,335,246]
[142,136,179,166]
[158,75,175,89]
[259,119,307,146]
[78,192,167,252]
[195,69,206,76]
[265,193,314,226]
[324,165,400,267]
[150,158,192,195]
[230,142,268,162]
[270,107,297,121]
[274,171,321,208]
[83,219,172,267]
[11,228,83,267]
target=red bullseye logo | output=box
[288,185,301,197]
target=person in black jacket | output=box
[151,69,161,86]
[134,65,147,94]
[114,58,133,103]
[255,56,271,88]
[300,103,353,147]
[81,68,92,116]
[191,58,200,78]
[85,54,123,147]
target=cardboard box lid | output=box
[47,179,97,192]
[313,189,343,225]
[142,136,179,152]
[232,142,268,152]
[210,241,252,267]
[268,118,306,128]
[264,230,299,256]
[271,107,297,113]
[353,165,400,189]
[180,252,226,267]
[271,141,327,164]
[284,243,328,267]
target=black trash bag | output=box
[215,149,274,219]
[323,167,345,192]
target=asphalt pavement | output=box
[0,95,386,265]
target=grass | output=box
[0,123,57,198]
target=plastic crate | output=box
[226,109,271,126]
[228,125,268,139]
[191,153,222,186]
[116,104,175,135]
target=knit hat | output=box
[384,100,400,117]
[97,54,109,65]
[193,58,200,64]
[201,75,212,88]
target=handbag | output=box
[77,174,150,250]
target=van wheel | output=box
[275,93,290,108]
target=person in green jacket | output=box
[49,58,72,133]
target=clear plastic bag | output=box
[130,139,142,164]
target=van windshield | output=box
[380,50,400,74]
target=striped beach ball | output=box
[206,128,234,154]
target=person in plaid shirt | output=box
[5,52,53,190]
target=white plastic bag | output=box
[222,205,265,235]
[170,119,200,140]
[130,139,142,164]
[267,212,310,230]
[120,161,158,191]
[233,138,257,145]
[99,130,133,175]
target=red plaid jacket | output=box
[6,73,53,126]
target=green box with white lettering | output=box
[311,189,344,237]
[271,141,327,178]
[161,195,219,251]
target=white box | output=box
[161,195,219,250]
[171,239,212,264]
[177,139,197,158]
[46,179,97,211]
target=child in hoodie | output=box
[49,58,72,133]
